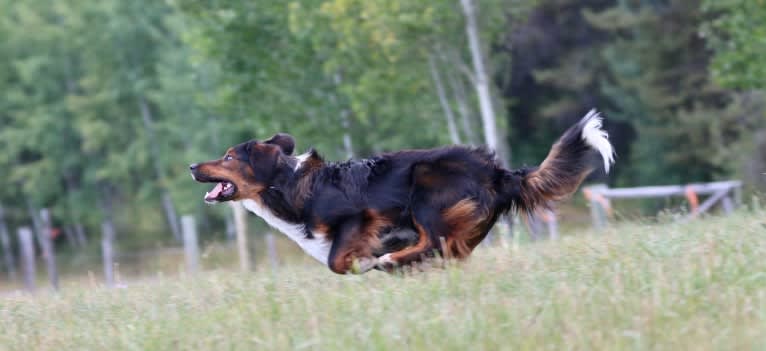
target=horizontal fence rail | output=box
[584,180,743,229]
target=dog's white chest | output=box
[240,200,332,265]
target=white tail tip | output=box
[580,109,615,173]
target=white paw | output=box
[349,257,378,274]
[377,253,397,267]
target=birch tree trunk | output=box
[138,96,182,242]
[64,174,87,247]
[460,0,500,151]
[428,54,462,144]
[0,204,17,281]
[25,200,44,252]
[74,223,87,246]
[444,54,479,144]
[341,111,354,159]
[460,0,514,239]
[334,73,355,158]
[38,209,58,290]
[62,226,77,248]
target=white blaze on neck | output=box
[580,109,616,173]
[240,199,332,265]
[294,152,311,171]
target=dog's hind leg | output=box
[377,206,445,269]
[326,210,389,274]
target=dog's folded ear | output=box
[264,133,295,155]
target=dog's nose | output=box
[189,163,198,171]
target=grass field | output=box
[1,210,765,350]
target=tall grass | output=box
[1,211,765,350]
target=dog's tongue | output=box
[205,183,224,201]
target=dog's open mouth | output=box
[203,180,237,203]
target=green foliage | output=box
[590,0,734,184]
[504,0,763,189]
[0,0,762,251]
[701,0,766,190]
[702,0,766,90]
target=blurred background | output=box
[0,0,763,290]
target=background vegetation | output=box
[0,0,764,274]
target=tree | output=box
[702,0,766,90]
[460,0,501,153]
[702,0,766,190]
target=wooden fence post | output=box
[265,232,279,270]
[545,209,559,240]
[733,184,743,208]
[527,213,542,242]
[101,220,116,287]
[229,202,250,272]
[0,205,17,282]
[225,211,236,242]
[18,227,35,292]
[39,209,58,291]
[721,196,734,214]
[587,184,609,230]
[181,215,200,274]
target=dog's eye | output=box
[224,155,233,161]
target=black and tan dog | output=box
[190,110,614,274]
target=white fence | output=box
[584,180,743,229]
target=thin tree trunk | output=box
[341,114,354,159]
[333,73,355,158]
[0,204,17,282]
[38,209,58,291]
[460,0,500,151]
[62,60,91,249]
[444,53,479,144]
[63,174,87,247]
[161,192,181,242]
[428,54,461,145]
[25,200,44,252]
[62,226,77,248]
[458,1,514,237]
[74,223,87,246]
[138,96,182,242]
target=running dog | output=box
[190,110,614,274]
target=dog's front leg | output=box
[326,215,381,275]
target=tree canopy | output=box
[0,0,762,250]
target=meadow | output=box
[1,209,764,351]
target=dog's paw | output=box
[377,253,398,269]
[349,257,378,274]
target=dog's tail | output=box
[502,109,615,214]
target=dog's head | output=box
[190,133,295,203]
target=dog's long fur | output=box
[191,109,614,274]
